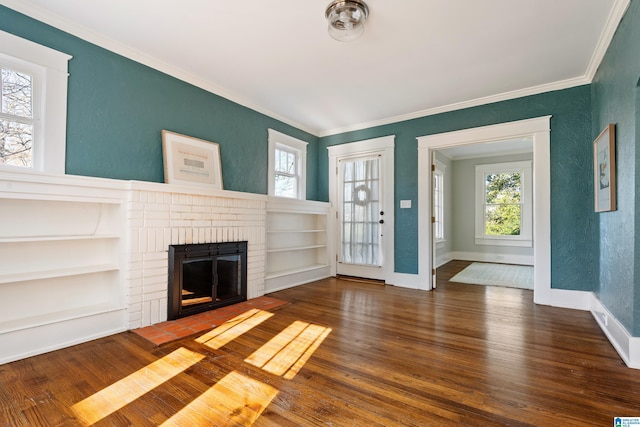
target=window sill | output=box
[475,237,532,248]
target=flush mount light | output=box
[325,0,369,42]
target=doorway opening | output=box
[417,116,552,305]
[433,139,534,291]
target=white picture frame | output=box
[593,124,616,212]
[162,130,223,189]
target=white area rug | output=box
[450,262,533,290]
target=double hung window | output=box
[475,161,532,247]
[0,30,70,174]
[268,129,307,199]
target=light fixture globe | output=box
[325,0,369,42]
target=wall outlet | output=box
[400,200,411,209]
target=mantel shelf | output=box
[0,234,120,243]
[0,264,119,284]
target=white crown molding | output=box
[2,0,629,139]
[584,0,631,81]
[0,0,319,136]
[320,76,588,137]
[319,0,630,139]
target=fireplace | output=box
[168,241,247,320]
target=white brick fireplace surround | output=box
[0,171,270,364]
[127,181,266,329]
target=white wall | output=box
[449,152,534,264]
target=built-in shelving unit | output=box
[0,172,127,364]
[265,197,331,292]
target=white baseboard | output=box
[0,309,127,365]
[386,272,426,290]
[265,267,331,294]
[448,251,534,266]
[590,294,640,369]
[544,288,592,310]
[435,253,454,268]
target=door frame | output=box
[328,135,395,281]
[417,116,552,305]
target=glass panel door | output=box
[337,153,385,280]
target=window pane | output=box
[2,68,33,118]
[275,147,297,174]
[434,172,443,240]
[341,157,380,266]
[485,172,521,204]
[274,174,297,198]
[485,204,521,236]
[0,119,32,167]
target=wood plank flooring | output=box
[2,261,640,426]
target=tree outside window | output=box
[267,129,307,200]
[274,147,298,198]
[475,161,532,247]
[484,172,521,236]
[0,67,33,168]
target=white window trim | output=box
[268,129,307,199]
[0,30,71,175]
[474,160,532,247]
[434,159,446,243]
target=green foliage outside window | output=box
[484,172,521,236]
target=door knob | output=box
[379,219,384,224]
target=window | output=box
[1,66,34,168]
[268,129,307,199]
[433,160,445,241]
[0,30,70,174]
[475,161,532,247]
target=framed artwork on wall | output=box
[593,123,616,212]
[162,130,223,189]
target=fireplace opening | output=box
[168,241,247,320]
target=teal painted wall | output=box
[319,86,598,291]
[1,5,611,300]
[0,6,319,199]
[591,1,640,335]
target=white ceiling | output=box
[1,0,628,136]
[439,138,532,160]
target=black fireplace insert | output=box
[168,241,247,320]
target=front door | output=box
[336,153,386,280]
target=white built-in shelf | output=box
[266,264,329,280]
[0,264,120,284]
[267,244,327,254]
[267,229,325,233]
[0,302,125,334]
[265,197,331,292]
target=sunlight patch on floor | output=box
[160,370,278,426]
[195,308,274,350]
[245,320,332,379]
[71,347,204,426]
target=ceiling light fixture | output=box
[325,0,369,42]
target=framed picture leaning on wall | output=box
[162,130,223,190]
[593,123,616,212]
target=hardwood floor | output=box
[2,262,639,426]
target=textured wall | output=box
[319,86,596,288]
[0,6,319,200]
[591,1,640,335]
